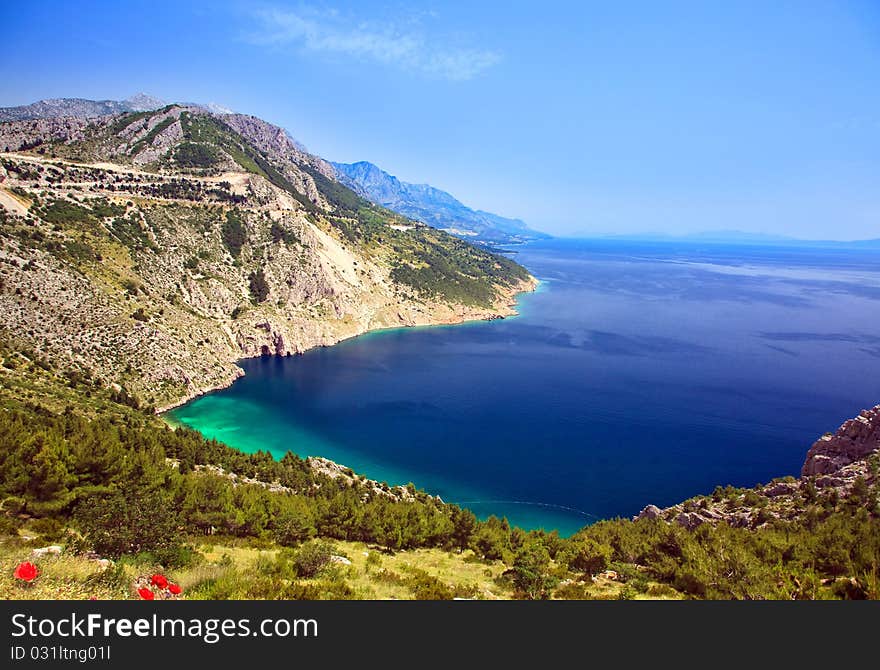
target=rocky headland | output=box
[637,405,880,529]
[0,105,536,413]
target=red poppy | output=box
[168,583,182,595]
[137,587,155,600]
[13,561,38,582]
[150,574,168,589]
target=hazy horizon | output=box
[2,1,878,240]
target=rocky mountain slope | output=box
[0,94,165,122]
[0,105,535,411]
[3,97,545,244]
[332,160,548,244]
[636,405,880,529]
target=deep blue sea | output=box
[168,238,880,535]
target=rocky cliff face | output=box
[802,406,880,476]
[221,114,335,179]
[0,107,535,411]
[0,118,93,152]
[220,113,335,210]
[636,406,880,529]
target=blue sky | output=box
[1,1,878,239]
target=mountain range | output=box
[592,230,880,248]
[0,95,543,243]
[332,161,548,244]
[0,102,533,409]
[0,94,166,122]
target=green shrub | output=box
[248,269,269,303]
[512,542,556,599]
[562,537,613,575]
[0,514,21,534]
[29,517,66,542]
[554,581,593,599]
[403,568,454,600]
[40,200,94,226]
[270,222,299,245]
[74,481,182,561]
[291,541,333,578]
[221,210,247,258]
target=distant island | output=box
[581,230,880,248]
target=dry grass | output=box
[332,542,511,600]
[0,530,680,600]
[0,536,129,600]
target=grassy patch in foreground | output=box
[0,530,684,600]
[0,534,130,600]
[175,540,512,600]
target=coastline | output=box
[159,273,559,528]
[156,274,539,415]
[144,242,880,538]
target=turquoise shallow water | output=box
[168,238,880,536]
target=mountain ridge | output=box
[1,96,544,244]
[0,94,166,122]
[332,160,548,244]
[0,104,534,410]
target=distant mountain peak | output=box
[0,94,166,122]
[201,102,234,115]
[0,94,230,123]
[332,160,546,243]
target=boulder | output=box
[635,504,663,521]
[32,545,63,558]
[764,482,796,497]
[674,512,705,530]
[815,475,844,489]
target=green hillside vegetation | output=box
[390,232,531,305]
[0,374,877,600]
[177,112,319,212]
[173,142,220,168]
[220,209,247,258]
[105,110,153,136]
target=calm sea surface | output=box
[168,238,880,535]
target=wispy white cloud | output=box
[247,7,501,81]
